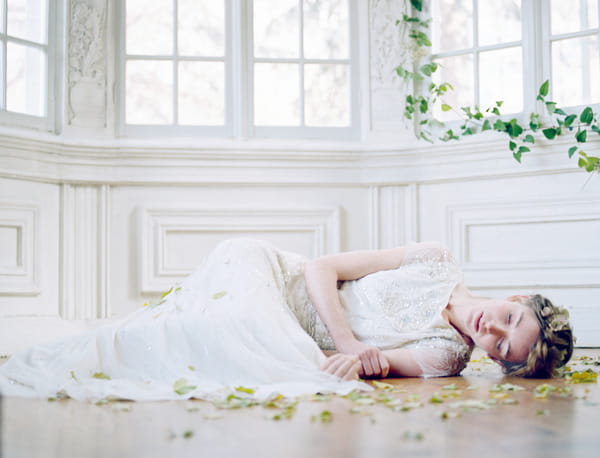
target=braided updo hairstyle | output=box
[502,295,574,378]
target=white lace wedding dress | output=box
[0,239,472,401]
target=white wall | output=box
[0,0,598,353]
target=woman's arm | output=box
[304,245,415,377]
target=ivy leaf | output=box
[420,63,438,76]
[518,146,530,154]
[538,80,550,98]
[509,141,517,151]
[410,0,423,11]
[481,119,491,131]
[493,119,506,131]
[554,108,567,116]
[173,378,197,395]
[441,103,452,112]
[402,14,421,23]
[542,128,558,140]
[419,98,428,113]
[523,134,535,143]
[506,119,523,138]
[568,146,578,158]
[575,129,587,143]
[564,114,577,128]
[592,125,600,135]
[580,107,594,124]
[513,151,522,163]
[545,101,557,114]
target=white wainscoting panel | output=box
[0,200,39,295]
[137,206,341,294]
[0,178,60,322]
[447,196,600,288]
[60,184,109,319]
[368,185,418,249]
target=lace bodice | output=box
[284,243,473,377]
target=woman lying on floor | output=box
[0,239,574,401]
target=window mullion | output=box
[539,0,552,111]
[473,0,480,107]
[172,0,177,126]
[299,0,305,128]
[233,0,250,139]
[1,0,6,111]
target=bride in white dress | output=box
[0,238,573,401]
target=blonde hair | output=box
[502,295,574,378]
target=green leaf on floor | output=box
[93,372,111,380]
[173,378,197,395]
[212,291,227,300]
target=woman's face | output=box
[468,299,540,364]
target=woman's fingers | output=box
[322,354,360,380]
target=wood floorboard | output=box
[1,349,599,458]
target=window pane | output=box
[178,61,224,125]
[303,0,348,59]
[478,0,521,46]
[551,0,598,35]
[432,0,472,53]
[480,47,523,113]
[7,42,45,116]
[253,0,299,58]
[552,36,600,106]
[305,64,349,126]
[7,0,47,44]
[126,0,172,55]
[433,54,474,120]
[178,0,224,56]
[126,60,173,124]
[254,63,299,125]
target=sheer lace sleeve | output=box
[401,242,456,267]
[404,337,472,377]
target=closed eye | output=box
[507,313,512,325]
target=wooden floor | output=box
[1,348,599,458]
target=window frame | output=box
[0,0,59,132]
[429,0,600,124]
[116,0,361,140]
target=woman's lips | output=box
[474,312,483,333]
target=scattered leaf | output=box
[183,430,194,439]
[93,372,111,380]
[173,378,197,395]
[212,291,227,300]
[311,410,333,423]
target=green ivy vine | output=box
[397,0,600,173]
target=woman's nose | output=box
[484,320,504,336]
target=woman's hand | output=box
[321,353,362,381]
[337,340,390,378]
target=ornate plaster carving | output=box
[68,0,107,124]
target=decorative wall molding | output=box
[0,201,40,295]
[447,195,600,288]
[0,128,595,186]
[369,185,418,249]
[60,184,109,319]
[138,206,342,294]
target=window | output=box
[118,0,359,139]
[548,0,599,107]
[0,0,55,130]
[430,0,599,120]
